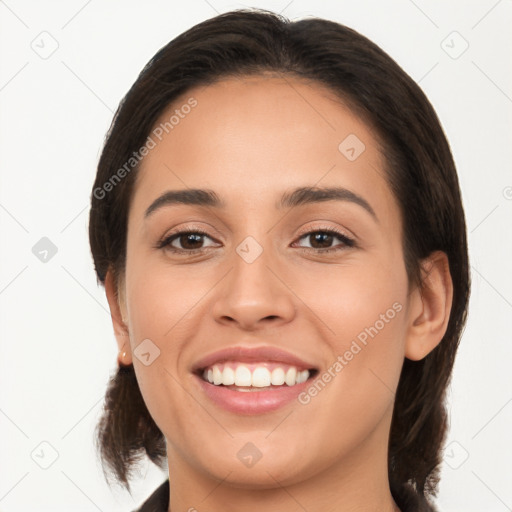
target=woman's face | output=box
[115,75,417,488]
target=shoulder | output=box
[132,479,169,512]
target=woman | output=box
[89,8,470,512]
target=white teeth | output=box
[222,366,235,385]
[252,367,271,387]
[297,369,309,384]
[271,367,285,385]
[202,363,310,388]
[285,367,297,386]
[213,365,223,385]
[234,365,252,386]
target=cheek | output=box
[124,257,209,345]
[294,253,408,341]
[123,257,217,408]
[123,260,207,434]
[294,258,408,416]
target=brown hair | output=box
[89,8,470,501]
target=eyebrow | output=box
[144,186,377,222]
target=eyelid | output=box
[156,222,357,255]
[155,224,219,250]
[158,221,354,243]
[292,225,356,251]
[158,222,222,241]
[295,222,355,241]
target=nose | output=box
[211,244,296,331]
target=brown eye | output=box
[294,229,355,252]
[157,230,218,253]
[308,232,335,249]
[174,233,205,250]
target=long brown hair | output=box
[89,8,470,500]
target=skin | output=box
[105,74,453,512]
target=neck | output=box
[165,409,400,512]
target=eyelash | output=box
[155,226,356,255]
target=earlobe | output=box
[405,251,453,361]
[104,268,133,365]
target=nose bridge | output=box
[212,233,295,328]
[232,234,274,296]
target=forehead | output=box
[130,75,397,224]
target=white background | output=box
[0,1,511,511]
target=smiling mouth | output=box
[196,362,319,391]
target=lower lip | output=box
[194,374,313,415]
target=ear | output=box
[104,268,133,365]
[405,251,453,361]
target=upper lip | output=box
[191,345,319,373]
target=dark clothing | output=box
[133,479,438,512]
[133,479,169,512]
